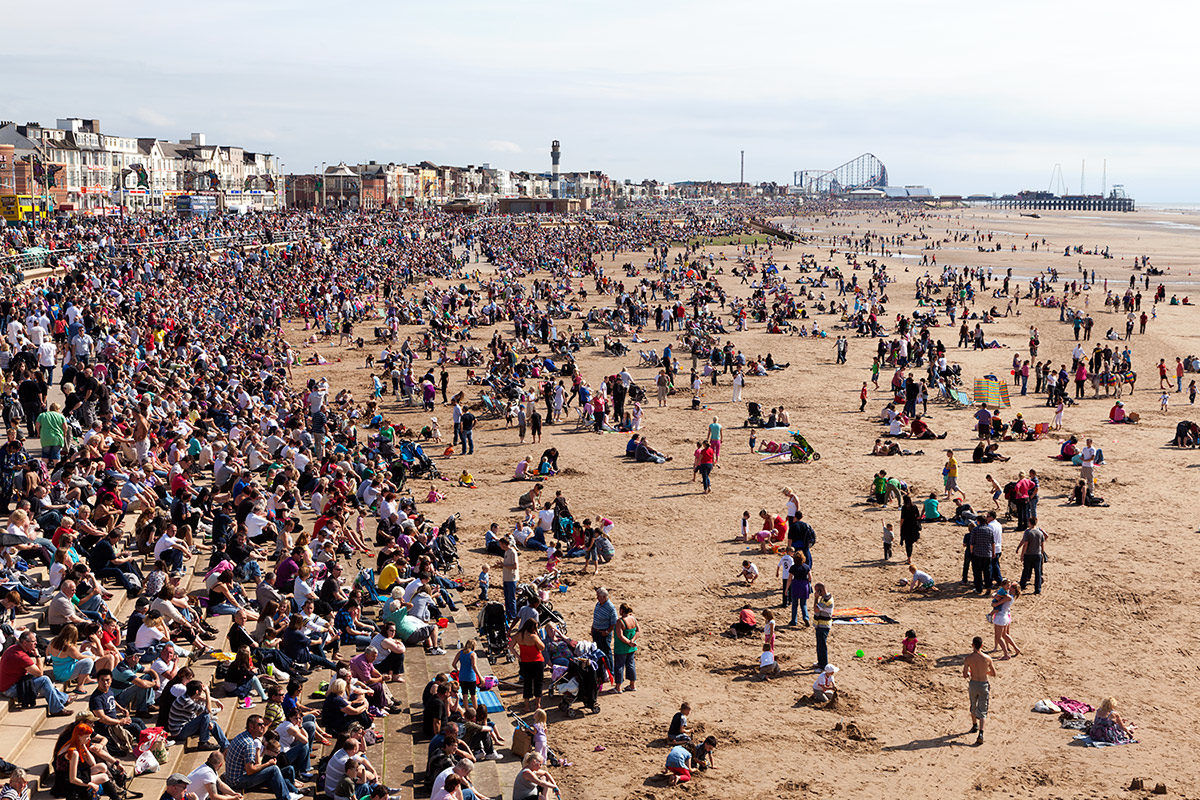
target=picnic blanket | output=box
[1073,733,1137,747]
[831,608,898,625]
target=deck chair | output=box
[1032,422,1049,439]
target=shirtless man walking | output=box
[963,635,996,745]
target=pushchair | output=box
[628,383,647,403]
[552,657,600,717]
[476,602,512,664]
[515,583,567,632]
[354,561,386,605]
[744,402,766,427]
[786,431,821,463]
[398,440,440,479]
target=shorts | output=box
[944,476,958,492]
[969,680,990,719]
[992,489,1002,501]
[667,766,692,782]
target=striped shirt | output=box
[813,594,834,629]
[591,600,617,634]
[167,695,205,736]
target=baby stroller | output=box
[744,402,766,427]
[787,431,821,463]
[552,657,600,717]
[476,602,511,665]
[354,561,385,605]
[628,383,647,403]
[398,440,440,480]
[514,583,568,632]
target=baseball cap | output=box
[166,774,189,786]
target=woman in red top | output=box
[512,618,545,713]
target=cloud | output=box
[133,108,171,127]
[485,140,522,154]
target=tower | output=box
[551,140,561,198]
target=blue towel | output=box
[476,690,504,714]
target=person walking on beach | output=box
[963,636,996,745]
[731,369,744,403]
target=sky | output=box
[3,0,1198,201]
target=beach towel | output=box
[833,607,881,618]
[476,689,504,714]
[1073,733,1136,747]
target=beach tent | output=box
[972,377,1011,408]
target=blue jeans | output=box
[503,580,517,621]
[175,711,229,748]
[42,445,62,462]
[3,674,68,714]
[232,764,294,800]
[236,676,268,700]
[461,429,474,455]
[815,626,830,669]
[790,595,809,626]
[283,740,311,772]
[117,683,154,715]
[613,651,636,685]
[208,601,241,616]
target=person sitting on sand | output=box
[633,437,671,464]
[758,643,781,679]
[518,483,543,509]
[731,604,758,637]
[909,415,947,440]
[514,456,533,481]
[1088,697,1137,743]
[907,565,936,592]
[1059,436,1079,460]
[1071,480,1109,507]
[738,560,759,586]
[1108,400,1138,424]
[812,664,838,703]
[458,470,476,488]
[873,438,902,456]
[922,493,944,522]
[882,629,920,663]
[667,702,692,743]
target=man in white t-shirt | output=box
[187,752,240,800]
[154,530,191,572]
[1079,438,1096,492]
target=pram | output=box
[354,561,385,605]
[744,401,766,427]
[515,583,567,632]
[759,430,821,463]
[551,657,600,717]
[397,440,440,479]
[628,383,647,403]
[476,602,512,665]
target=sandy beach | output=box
[285,206,1200,800]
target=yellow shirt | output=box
[377,563,400,591]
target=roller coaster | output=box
[793,153,888,196]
